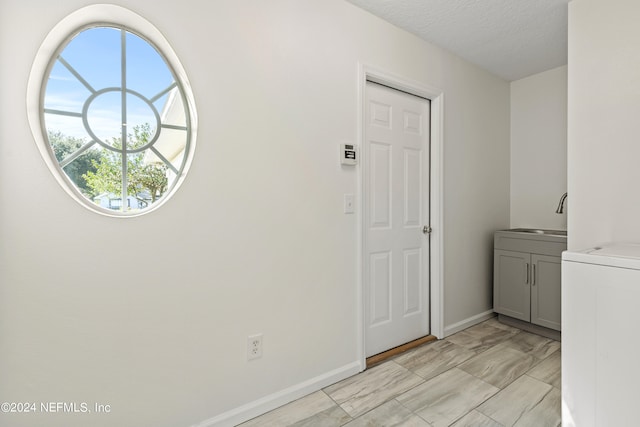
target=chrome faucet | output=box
[555,192,568,214]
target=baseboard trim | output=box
[497,314,561,341]
[192,361,362,427]
[443,310,496,337]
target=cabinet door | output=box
[531,254,562,331]
[494,249,530,321]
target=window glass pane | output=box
[48,131,100,195]
[62,27,121,89]
[44,114,90,143]
[84,90,123,145]
[44,61,90,114]
[150,127,187,170]
[126,32,173,99]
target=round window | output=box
[29,6,196,216]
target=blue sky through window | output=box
[44,26,174,142]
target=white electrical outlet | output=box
[247,334,263,360]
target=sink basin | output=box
[507,228,567,237]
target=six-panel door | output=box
[364,81,431,357]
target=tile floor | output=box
[239,318,561,427]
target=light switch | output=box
[344,194,355,214]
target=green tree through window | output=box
[48,130,101,195]
[82,123,169,204]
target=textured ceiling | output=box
[345,0,569,81]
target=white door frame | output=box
[357,64,444,369]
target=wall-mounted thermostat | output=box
[340,144,358,165]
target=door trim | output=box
[356,64,444,369]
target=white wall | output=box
[510,65,567,230]
[568,0,640,251]
[0,1,510,426]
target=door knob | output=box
[422,225,432,234]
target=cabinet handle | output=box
[532,264,536,286]
[526,263,530,284]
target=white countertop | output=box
[563,243,640,270]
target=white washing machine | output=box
[562,243,640,427]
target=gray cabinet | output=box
[494,249,530,322]
[493,230,566,332]
[530,254,562,330]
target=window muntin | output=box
[42,24,192,215]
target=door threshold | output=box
[366,335,437,369]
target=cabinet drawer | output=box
[494,233,566,256]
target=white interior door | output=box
[364,81,430,357]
